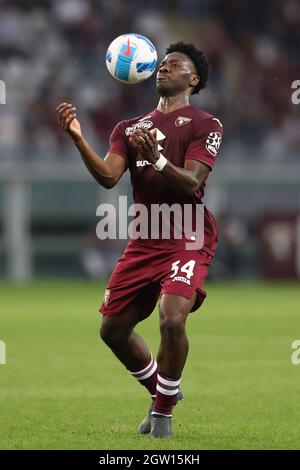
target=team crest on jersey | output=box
[175,116,192,127]
[103,289,110,306]
[206,131,222,157]
[125,121,153,136]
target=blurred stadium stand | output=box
[0,0,300,281]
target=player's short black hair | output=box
[166,41,210,95]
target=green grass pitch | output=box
[0,281,300,450]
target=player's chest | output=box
[126,115,193,170]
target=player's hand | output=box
[56,102,82,142]
[129,128,160,164]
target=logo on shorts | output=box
[206,132,222,157]
[172,276,191,286]
[125,121,153,136]
[103,289,110,306]
[175,116,192,127]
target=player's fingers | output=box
[130,132,149,156]
[57,105,72,124]
[56,102,68,112]
[64,111,76,124]
[144,129,158,148]
[57,104,73,119]
[144,132,155,147]
[59,108,76,127]
[63,114,76,130]
[62,107,76,119]
[59,113,76,129]
[144,128,157,143]
[129,132,139,142]
[61,105,75,119]
[131,129,142,138]
[128,135,141,149]
[135,129,154,151]
[130,131,145,143]
[57,104,71,116]
[136,134,148,149]
[58,110,67,126]
[150,128,157,139]
[65,111,76,121]
[131,135,147,154]
[133,129,149,144]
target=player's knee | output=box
[159,307,186,339]
[160,317,186,339]
[99,323,109,343]
[99,322,117,345]
[99,321,126,346]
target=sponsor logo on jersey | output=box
[175,116,192,127]
[125,121,153,135]
[206,131,222,157]
[136,160,151,167]
[103,289,110,306]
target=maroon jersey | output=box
[109,104,223,256]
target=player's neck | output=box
[157,94,190,114]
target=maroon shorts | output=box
[99,241,213,318]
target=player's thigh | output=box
[135,282,160,321]
[100,304,142,340]
[159,292,197,325]
[100,282,160,338]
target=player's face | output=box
[156,52,198,97]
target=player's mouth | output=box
[157,75,168,82]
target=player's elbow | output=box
[186,171,209,196]
[186,177,200,196]
[97,173,120,189]
[101,179,117,189]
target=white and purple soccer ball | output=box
[105,34,158,84]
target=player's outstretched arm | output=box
[56,103,126,188]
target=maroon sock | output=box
[152,373,181,417]
[128,354,157,397]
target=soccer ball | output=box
[105,34,158,84]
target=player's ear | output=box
[190,74,200,89]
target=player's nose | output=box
[159,63,170,74]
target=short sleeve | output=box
[109,121,128,164]
[185,117,223,170]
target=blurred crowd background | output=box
[1,0,300,161]
[0,0,300,281]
